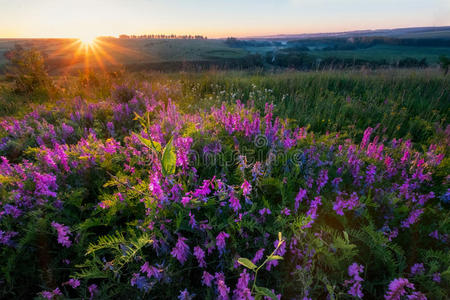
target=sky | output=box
[0,0,449,38]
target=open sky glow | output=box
[0,0,449,38]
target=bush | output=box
[4,44,53,95]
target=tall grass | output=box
[176,69,449,146]
[1,69,448,146]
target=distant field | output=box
[309,45,450,64]
[0,38,248,73]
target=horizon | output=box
[0,0,449,39]
[1,25,450,40]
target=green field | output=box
[0,38,248,73]
[308,44,450,64]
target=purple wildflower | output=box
[295,188,307,211]
[215,272,230,300]
[131,273,151,291]
[63,278,80,289]
[171,236,190,264]
[384,278,415,300]
[202,271,214,287]
[178,289,194,300]
[41,287,62,300]
[345,263,364,298]
[193,246,206,268]
[233,269,253,300]
[410,263,425,275]
[401,209,424,228]
[229,193,241,212]
[252,248,265,264]
[51,221,72,247]
[140,262,162,280]
[88,284,98,300]
[216,232,230,254]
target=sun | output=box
[78,35,98,46]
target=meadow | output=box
[0,65,448,299]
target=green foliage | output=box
[4,44,53,95]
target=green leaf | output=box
[267,255,284,261]
[255,286,277,300]
[343,231,349,242]
[237,258,257,270]
[136,134,161,152]
[161,137,176,176]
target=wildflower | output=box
[365,164,377,187]
[41,288,62,300]
[345,263,364,298]
[202,271,214,287]
[88,284,98,300]
[410,263,425,275]
[241,179,252,196]
[316,169,328,193]
[171,236,190,264]
[281,207,291,216]
[51,221,72,247]
[178,289,194,300]
[384,278,415,300]
[401,209,424,228]
[302,196,322,229]
[233,270,253,300]
[432,273,441,283]
[34,172,58,198]
[140,262,162,280]
[333,192,359,215]
[131,273,151,291]
[215,272,230,300]
[266,239,286,271]
[216,232,230,255]
[63,278,80,289]
[252,248,265,264]
[295,188,307,211]
[259,207,271,216]
[193,246,206,268]
[229,193,241,212]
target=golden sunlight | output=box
[78,34,98,46]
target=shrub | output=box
[4,45,53,95]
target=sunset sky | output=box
[0,0,449,38]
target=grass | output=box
[0,38,248,73]
[1,69,448,148]
[309,45,450,64]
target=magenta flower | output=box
[216,232,230,254]
[63,278,80,289]
[295,188,307,211]
[241,179,252,196]
[88,284,98,300]
[41,287,62,300]
[51,221,72,247]
[140,262,162,280]
[233,270,253,300]
[171,236,190,264]
[345,263,364,298]
[401,209,424,228]
[215,272,230,300]
[202,271,214,287]
[229,193,241,212]
[384,278,415,300]
[252,248,265,264]
[193,246,206,268]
